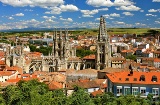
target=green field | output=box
[0,28,160,37]
[70,28,160,36]
[107,28,160,35]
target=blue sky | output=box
[0,0,160,30]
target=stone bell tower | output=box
[95,16,111,70]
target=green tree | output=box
[51,89,69,105]
[126,55,137,61]
[69,86,94,105]
[76,48,95,58]
[2,85,23,105]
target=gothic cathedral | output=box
[96,16,111,70]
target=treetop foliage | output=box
[0,79,159,105]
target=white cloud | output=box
[102,13,120,19]
[8,17,14,20]
[153,0,160,2]
[155,21,160,24]
[67,18,73,22]
[42,16,56,19]
[113,0,134,6]
[148,9,159,12]
[98,8,108,11]
[116,5,141,11]
[0,1,79,15]
[114,21,125,25]
[86,0,134,7]
[60,18,73,22]
[81,9,98,17]
[45,4,78,14]
[135,23,146,26]
[42,16,48,19]
[86,0,113,7]
[82,15,94,17]
[0,0,64,7]
[122,12,134,16]
[45,7,61,14]
[95,18,100,21]
[51,16,56,19]
[146,14,157,17]
[110,13,120,17]
[46,19,54,22]
[24,9,33,11]
[42,16,57,23]
[103,14,110,18]
[0,18,63,30]
[15,13,24,16]
[60,4,78,12]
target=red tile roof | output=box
[106,71,160,85]
[48,81,63,90]
[83,54,95,60]
[0,71,16,76]
[0,60,5,65]
[7,74,38,83]
[6,66,23,74]
[121,50,134,53]
[154,58,160,62]
[91,90,103,97]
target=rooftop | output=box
[107,71,160,85]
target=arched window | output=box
[140,75,145,81]
[152,75,157,82]
[49,67,54,72]
[67,64,71,69]
[87,64,90,68]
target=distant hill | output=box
[0,27,87,32]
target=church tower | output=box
[96,16,111,70]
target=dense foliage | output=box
[126,55,137,61]
[76,48,96,58]
[0,79,160,105]
[29,44,52,55]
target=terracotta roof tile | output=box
[99,67,129,73]
[0,60,5,65]
[68,57,81,61]
[83,54,95,60]
[91,90,103,97]
[0,71,16,76]
[111,57,125,61]
[106,71,160,85]
[48,81,63,90]
[154,58,160,62]
[121,50,134,53]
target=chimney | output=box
[129,64,133,76]
[17,74,21,78]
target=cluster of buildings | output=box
[0,16,160,97]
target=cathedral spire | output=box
[52,28,58,57]
[64,28,68,41]
[59,29,62,40]
[96,15,111,70]
[98,16,107,42]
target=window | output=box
[140,75,145,81]
[152,88,159,96]
[132,87,139,95]
[133,78,137,81]
[140,87,146,96]
[124,87,130,95]
[152,75,157,82]
[117,86,122,96]
[125,78,129,81]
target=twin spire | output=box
[98,15,108,42]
